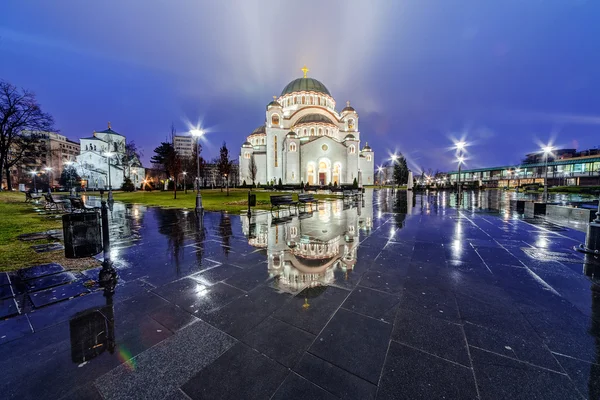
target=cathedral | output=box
[239,67,375,186]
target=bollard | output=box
[577,196,600,255]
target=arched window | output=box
[326,129,329,136]
[303,129,307,136]
[318,97,321,106]
[348,119,355,130]
[271,114,280,126]
[262,138,265,144]
[244,152,251,159]
[310,128,315,136]
[349,145,356,154]
[289,143,297,152]
[318,128,323,136]
[302,96,305,104]
[367,155,372,162]
[310,97,313,105]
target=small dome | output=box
[267,96,281,109]
[344,134,356,141]
[296,114,336,126]
[362,142,372,151]
[286,131,298,138]
[251,125,266,135]
[242,141,252,147]
[341,101,355,113]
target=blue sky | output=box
[2,0,600,172]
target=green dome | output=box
[281,78,331,96]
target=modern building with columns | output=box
[239,67,375,186]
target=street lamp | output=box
[104,151,114,201]
[541,145,554,202]
[44,167,53,193]
[190,129,204,213]
[182,171,187,194]
[30,170,37,192]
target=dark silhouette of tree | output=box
[58,165,80,189]
[150,142,175,175]
[122,141,142,179]
[217,142,232,195]
[249,154,258,187]
[393,154,409,185]
[0,81,55,190]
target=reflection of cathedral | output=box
[242,191,373,293]
[239,66,375,186]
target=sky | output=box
[1,0,600,172]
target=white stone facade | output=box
[75,123,145,189]
[239,68,374,186]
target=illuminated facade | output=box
[239,66,375,186]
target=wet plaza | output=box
[1,189,599,399]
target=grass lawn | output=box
[112,188,342,213]
[0,192,100,272]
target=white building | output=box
[75,123,145,189]
[173,135,194,158]
[239,67,375,186]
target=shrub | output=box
[121,177,135,192]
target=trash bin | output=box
[248,192,256,207]
[62,211,103,258]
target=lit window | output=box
[367,155,372,161]
[310,128,315,136]
[244,152,251,159]
[349,145,356,154]
[271,114,280,125]
[348,119,355,130]
[289,143,297,152]
[318,128,323,136]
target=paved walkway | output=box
[0,190,598,399]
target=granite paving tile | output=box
[0,284,14,300]
[25,271,77,292]
[293,352,376,400]
[271,372,337,400]
[0,297,19,319]
[358,270,405,294]
[309,308,392,384]
[341,286,400,323]
[377,341,478,400]
[0,315,31,344]
[189,264,243,285]
[470,346,581,400]
[273,285,350,335]
[224,262,272,291]
[29,281,91,308]
[242,317,315,368]
[96,320,236,400]
[554,354,600,400]
[18,263,65,280]
[393,308,470,366]
[181,343,287,400]
[148,303,199,332]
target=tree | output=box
[123,141,142,179]
[248,154,258,187]
[393,154,409,185]
[217,142,232,195]
[0,81,55,190]
[58,165,80,189]
[150,142,175,176]
[352,177,358,189]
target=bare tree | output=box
[0,81,55,190]
[249,153,257,187]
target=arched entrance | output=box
[318,159,331,185]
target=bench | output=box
[43,193,67,211]
[25,191,42,203]
[69,197,95,213]
[298,193,318,205]
[270,194,297,213]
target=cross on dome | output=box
[108,121,111,129]
[301,65,309,78]
[346,101,350,107]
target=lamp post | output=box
[104,151,114,201]
[224,173,229,196]
[182,171,187,194]
[30,171,37,192]
[44,167,53,193]
[391,154,398,192]
[191,129,204,213]
[542,145,553,202]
